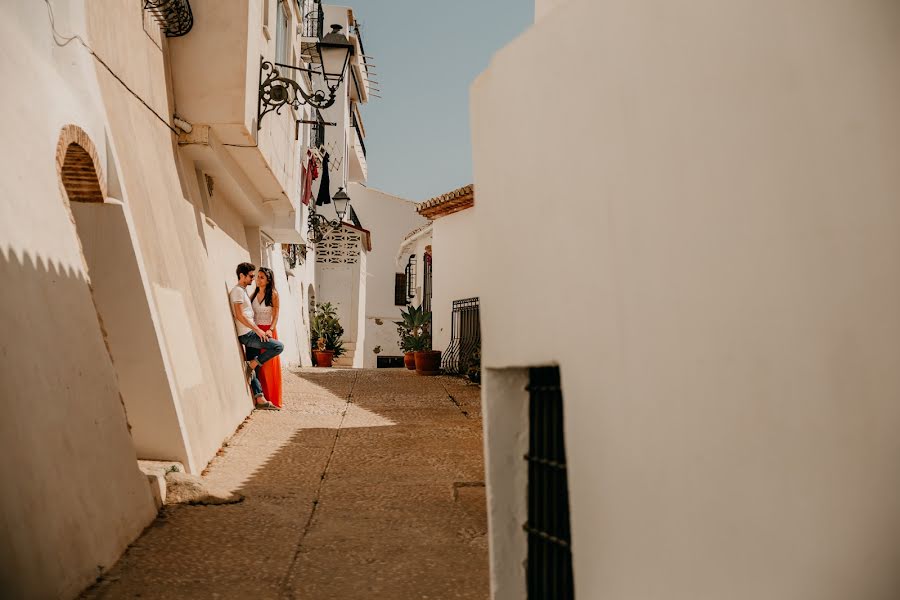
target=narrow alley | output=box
[82,369,488,600]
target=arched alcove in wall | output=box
[58,125,193,470]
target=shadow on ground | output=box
[81,368,487,600]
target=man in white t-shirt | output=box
[231,262,283,410]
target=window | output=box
[394,273,407,306]
[275,0,291,65]
[525,366,574,599]
[405,255,417,299]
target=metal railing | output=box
[351,110,367,158]
[351,20,368,70]
[301,0,324,38]
[143,0,193,37]
[441,297,480,374]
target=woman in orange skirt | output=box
[251,267,283,408]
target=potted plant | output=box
[398,305,440,376]
[310,302,345,368]
[414,345,441,376]
[396,304,429,370]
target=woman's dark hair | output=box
[236,262,256,278]
[251,267,276,306]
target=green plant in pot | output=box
[311,302,345,367]
[396,304,429,370]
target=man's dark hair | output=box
[236,262,256,278]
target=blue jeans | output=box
[239,331,284,398]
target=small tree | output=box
[395,303,431,352]
[311,302,345,357]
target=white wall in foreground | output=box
[472,0,900,598]
[0,4,157,597]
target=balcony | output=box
[348,108,367,183]
[348,20,370,103]
[299,0,324,59]
[168,0,302,237]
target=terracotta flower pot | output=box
[404,351,417,370]
[314,350,334,368]
[414,350,441,376]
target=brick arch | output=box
[56,124,106,203]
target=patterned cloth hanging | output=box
[300,149,319,206]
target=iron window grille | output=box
[441,297,480,374]
[423,253,432,315]
[405,255,417,299]
[524,366,575,599]
[310,111,326,149]
[283,243,304,269]
[143,0,193,37]
[394,273,407,306]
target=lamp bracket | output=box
[257,60,340,129]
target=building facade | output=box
[416,184,478,367]
[350,184,427,368]
[1,0,371,596]
[472,1,900,599]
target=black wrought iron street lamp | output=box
[258,24,354,129]
[308,187,351,244]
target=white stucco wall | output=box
[1,0,322,594]
[0,3,158,597]
[87,1,256,474]
[472,1,900,599]
[349,185,426,366]
[316,227,365,361]
[431,208,478,353]
[72,200,192,465]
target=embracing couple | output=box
[231,262,283,411]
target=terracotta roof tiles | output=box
[417,184,474,219]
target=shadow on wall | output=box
[0,248,155,598]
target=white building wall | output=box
[431,208,479,353]
[0,3,158,597]
[1,0,326,593]
[472,1,900,599]
[349,184,426,366]
[92,11,252,474]
[315,228,365,360]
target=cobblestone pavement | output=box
[82,368,488,600]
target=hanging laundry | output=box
[316,152,332,206]
[300,149,319,206]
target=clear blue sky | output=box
[347,0,533,201]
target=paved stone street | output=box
[82,369,488,600]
